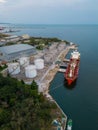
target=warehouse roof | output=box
[0,44,35,55]
[5,35,19,39]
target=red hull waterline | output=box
[67,79,75,85]
[65,74,78,85]
[64,50,80,85]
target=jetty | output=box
[63,58,70,62]
[58,68,66,73]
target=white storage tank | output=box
[8,62,20,75]
[25,65,37,78]
[34,59,44,69]
[19,57,29,67]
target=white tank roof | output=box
[19,57,29,67]
[8,62,20,75]
[25,65,37,78]
[34,58,44,70]
[25,65,36,70]
[34,58,44,62]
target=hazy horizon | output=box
[0,0,98,24]
[0,23,98,25]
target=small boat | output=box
[67,119,72,130]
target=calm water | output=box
[2,24,98,130]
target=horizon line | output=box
[0,23,98,25]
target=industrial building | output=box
[5,35,20,42]
[0,44,36,61]
[21,34,30,40]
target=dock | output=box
[63,58,70,62]
[58,68,66,73]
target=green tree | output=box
[31,80,38,90]
[0,109,11,125]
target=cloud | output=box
[4,0,83,8]
[25,0,81,7]
[0,0,7,3]
[0,0,89,8]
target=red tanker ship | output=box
[65,50,80,85]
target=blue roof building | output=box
[0,44,36,61]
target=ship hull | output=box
[65,76,78,85]
[66,78,75,85]
[65,59,80,85]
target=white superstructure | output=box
[8,62,20,75]
[34,59,44,70]
[25,65,37,78]
[71,50,80,59]
[19,57,29,67]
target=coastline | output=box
[0,32,76,129]
[1,25,98,130]
[41,45,77,129]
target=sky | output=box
[0,0,98,24]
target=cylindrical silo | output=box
[19,57,29,67]
[25,65,37,78]
[8,62,20,75]
[34,59,44,69]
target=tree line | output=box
[0,74,57,130]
